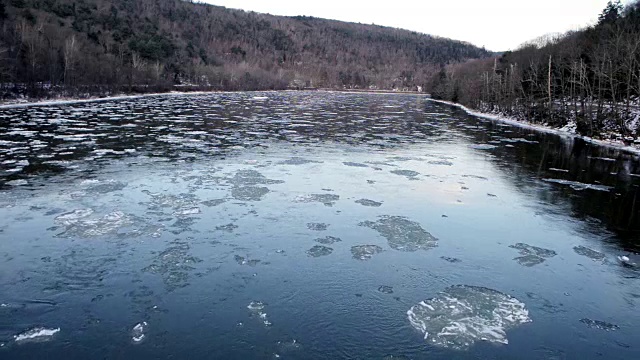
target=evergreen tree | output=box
[598,0,623,26]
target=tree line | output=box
[430,1,640,139]
[0,0,491,99]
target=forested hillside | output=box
[430,1,640,140]
[0,0,491,98]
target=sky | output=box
[202,0,633,51]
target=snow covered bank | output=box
[430,99,640,156]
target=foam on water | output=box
[407,285,531,350]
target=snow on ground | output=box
[430,99,640,156]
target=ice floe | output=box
[360,216,438,252]
[407,285,531,350]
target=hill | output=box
[430,0,640,139]
[0,0,492,98]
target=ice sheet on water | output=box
[82,179,127,194]
[231,186,270,201]
[360,216,438,252]
[13,327,60,343]
[355,198,382,207]
[343,161,369,168]
[143,241,201,291]
[295,193,340,207]
[229,169,284,186]
[201,199,226,207]
[390,169,420,178]
[307,222,329,231]
[306,245,333,257]
[131,322,148,343]
[428,160,454,166]
[580,318,619,331]
[407,285,531,350]
[573,246,606,262]
[542,178,612,192]
[234,255,261,266]
[351,245,383,260]
[278,157,322,165]
[469,144,498,150]
[55,210,139,238]
[54,209,94,225]
[314,236,342,244]
[509,243,557,267]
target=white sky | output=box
[201,0,634,51]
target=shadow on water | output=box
[442,106,640,248]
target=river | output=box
[0,91,639,359]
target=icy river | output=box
[0,91,639,359]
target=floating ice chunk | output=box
[509,243,556,267]
[231,186,270,201]
[14,327,60,343]
[355,198,382,207]
[54,208,94,225]
[6,179,28,186]
[618,255,637,267]
[278,157,323,165]
[251,96,269,101]
[407,285,531,350]
[343,161,369,168]
[248,301,271,327]
[351,245,383,260]
[542,178,612,192]
[173,207,201,216]
[378,285,394,294]
[390,169,420,178]
[307,222,329,231]
[131,322,148,343]
[295,193,340,207]
[469,144,497,150]
[360,216,438,252]
[573,246,605,262]
[306,245,333,257]
[314,236,342,245]
[580,318,619,331]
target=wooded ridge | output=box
[430,1,640,140]
[0,0,491,98]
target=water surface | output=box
[1,91,639,359]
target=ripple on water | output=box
[509,243,556,266]
[351,245,383,260]
[407,285,531,350]
[360,216,438,252]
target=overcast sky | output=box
[202,0,633,51]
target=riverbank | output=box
[429,99,640,156]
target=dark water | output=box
[0,91,639,359]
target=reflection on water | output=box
[0,91,639,359]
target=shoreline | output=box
[429,98,640,157]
